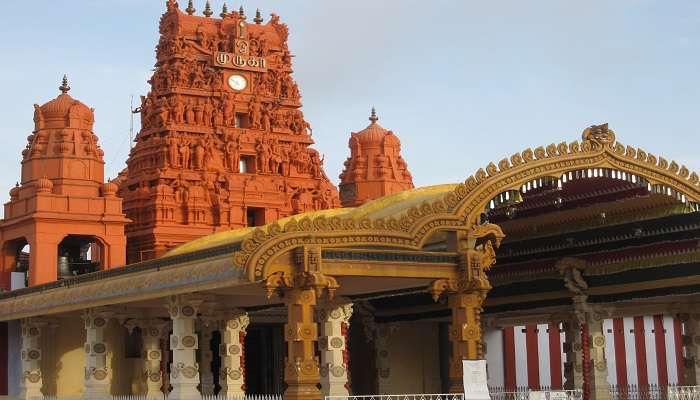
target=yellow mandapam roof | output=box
[164,183,458,257]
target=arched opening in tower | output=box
[56,235,105,278]
[2,238,30,288]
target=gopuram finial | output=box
[185,0,195,15]
[203,0,213,17]
[254,8,263,24]
[59,74,70,94]
[220,2,228,18]
[369,107,378,124]
[239,5,245,18]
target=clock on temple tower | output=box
[117,2,339,262]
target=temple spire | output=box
[220,2,228,18]
[203,0,213,17]
[254,8,263,24]
[185,0,195,15]
[59,74,70,94]
[369,107,378,124]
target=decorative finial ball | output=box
[35,177,53,193]
[101,181,119,197]
[9,184,20,200]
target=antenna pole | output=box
[130,95,142,150]
[129,95,134,150]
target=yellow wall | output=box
[39,317,138,396]
[385,321,442,393]
[41,317,85,396]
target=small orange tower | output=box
[0,76,129,286]
[339,108,414,207]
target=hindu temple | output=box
[1,2,700,400]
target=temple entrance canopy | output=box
[226,124,699,277]
[2,124,700,399]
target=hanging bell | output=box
[57,256,73,279]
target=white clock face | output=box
[228,74,247,91]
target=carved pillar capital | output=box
[264,246,339,301]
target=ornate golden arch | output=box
[235,124,700,282]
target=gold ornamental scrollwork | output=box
[263,246,339,300]
[428,222,504,301]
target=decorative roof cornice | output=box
[233,125,700,282]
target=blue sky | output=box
[0,1,699,208]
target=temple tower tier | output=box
[119,5,339,262]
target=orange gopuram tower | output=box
[339,109,414,207]
[119,2,339,262]
[0,77,129,286]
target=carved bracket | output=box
[263,246,339,300]
[429,223,504,301]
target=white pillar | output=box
[168,295,203,400]
[587,312,611,400]
[317,301,353,397]
[19,318,45,400]
[199,319,216,395]
[219,310,250,398]
[83,309,114,400]
[127,319,169,398]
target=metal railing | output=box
[668,386,700,400]
[29,394,282,400]
[609,384,700,400]
[487,387,582,400]
[325,395,464,400]
[325,389,583,400]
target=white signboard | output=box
[463,360,490,400]
[548,391,569,400]
[529,391,569,400]
[529,391,547,400]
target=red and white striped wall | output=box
[603,315,685,386]
[486,323,565,389]
[486,314,685,389]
